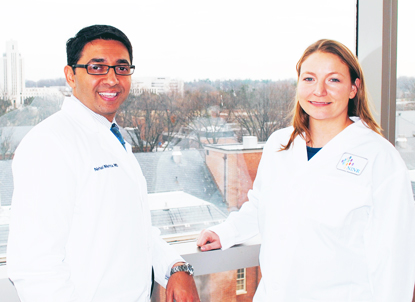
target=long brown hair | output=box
[280,39,381,151]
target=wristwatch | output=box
[170,262,194,276]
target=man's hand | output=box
[166,263,200,302]
[196,230,222,251]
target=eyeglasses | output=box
[72,64,135,76]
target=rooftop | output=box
[134,149,227,213]
[149,192,227,241]
[204,142,265,153]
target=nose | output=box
[313,80,327,97]
[103,67,119,86]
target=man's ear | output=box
[64,65,76,89]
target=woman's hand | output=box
[196,230,222,251]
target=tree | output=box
[0,98,12,117]
[24,97,35,106]
[225,81,295,142]
[158,92,185,149]
[179,89,231,148]
[116,80,296,152]
[0,127,17,159]
[397,76,415,101]
[118,92,183,152]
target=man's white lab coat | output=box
[211,118,415,301]
[7,96,183,302]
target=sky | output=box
[0,0,413,82]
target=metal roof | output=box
[134,149,227,213]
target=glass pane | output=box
[0,0,357,300]
[396,0,415,195]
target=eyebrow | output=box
[87,58,131,65]
[301,71,345,77]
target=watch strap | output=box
[170,262,194,276]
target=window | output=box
[236,268,247,294]
[395,0,415,192]
[0,1,358,301]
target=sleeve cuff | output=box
[165,258,185,281]
[208,221,238,250]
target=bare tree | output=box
[158,92,184,150]
[226,81,295,142]
[179,89,231,148]
[0,98,12,117]
[118,92,184,152]
[116,80,296,152]
[0,127,17,159]
[397,76,415,101]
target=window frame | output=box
[0,1,400,299]
[236,268,247,295]
[357,0,398,144]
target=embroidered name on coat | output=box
[94,163,119,171]
[336,153,368,175]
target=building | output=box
[22,86,70,100]
[0,40,25,108]
[152,266,261,302]
[149,191,227,242]
[204,136,264,210]
[131,77,184,95]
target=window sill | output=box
[170,235,261,276]
[0,235,261,300]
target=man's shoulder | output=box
[16,108,84,157]
[24,110,71,139]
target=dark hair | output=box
[66,25,133,68]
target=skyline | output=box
[1,0,414,82]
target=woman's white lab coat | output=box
[210,118,415,301]
[7,96,183,302]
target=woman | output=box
[197,39,415,301]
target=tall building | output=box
[1,40,25,108]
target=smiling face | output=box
[297,51,358,126]
[64,39,131,122]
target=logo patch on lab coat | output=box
[336,153,367,175]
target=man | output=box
[7,25,199,302]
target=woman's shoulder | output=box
[352,120,407,168]
[353,119,395,150]
[268,126,294,142]
[262,126,294,150]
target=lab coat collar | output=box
[61,96,139,183]
[293,117,370,165]
[61,95,103,133]
[61,95,133,153]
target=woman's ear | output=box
[350,78,360,99]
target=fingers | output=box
[196,230,208,246]
[166,272,200,302]
[200,242,221,251]
[196,230,221,251]
[196,230,214,247]
[166,288,173,302]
